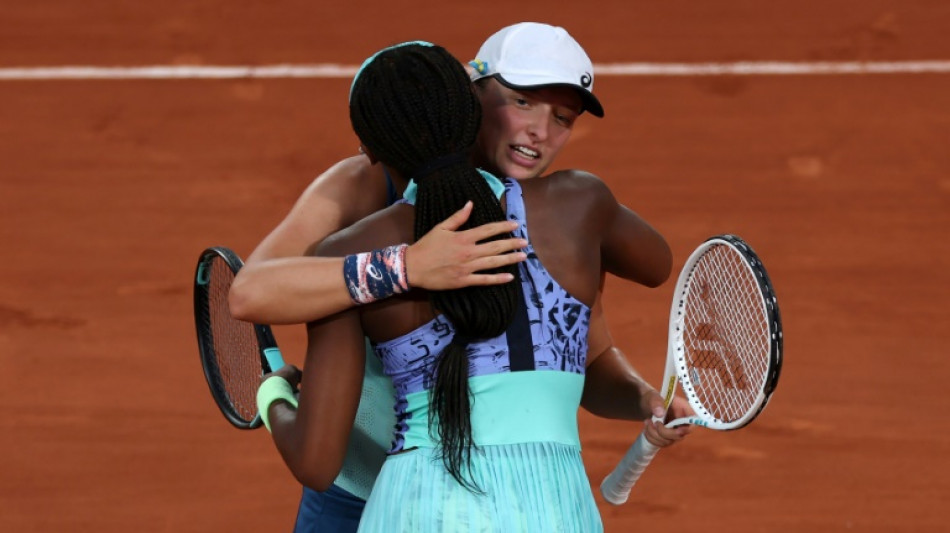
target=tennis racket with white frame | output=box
[601,234,783,504]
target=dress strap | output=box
[503,178,531,244]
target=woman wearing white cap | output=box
[469,22,604,182]
[231,23,691,532]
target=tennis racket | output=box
[601,234,783,504]
[194,246,286,429]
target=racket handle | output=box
[263,347,285,371]
[600,431,661,505]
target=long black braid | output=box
[350,43,521,491]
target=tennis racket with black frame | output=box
[194,246,286,430]
[601,234,783,504]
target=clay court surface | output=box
[2,2,949,531]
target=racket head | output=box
[194,246,280,429]
[668,234,782,430]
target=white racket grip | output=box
[600,430,661,505]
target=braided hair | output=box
[350,43,521,491]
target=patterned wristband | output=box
[256,376,299,433]
[343,244,410,305]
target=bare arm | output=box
[266,308,366,490]
[229,155,383,323]
[583,287,657,421]
[245,155,388,264]
[230,257,353,325]
[230,202,528,324]
[548,170,671,289]
[230,154,527,324]
[583,283,694,448]
[601,205,672,289]
[579,180,691,447]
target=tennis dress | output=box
[357,178,603,532]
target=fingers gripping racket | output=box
[194,246,286,429]
[601,234,783,504]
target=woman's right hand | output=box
[407,201,527,290]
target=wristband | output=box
[343,244,410,305]
[257,376,299,433]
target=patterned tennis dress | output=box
[357,178,603,532]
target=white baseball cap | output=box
[469,22,604,118]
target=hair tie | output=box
[408,152,468,183]
[452,333,474,346]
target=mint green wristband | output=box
[257,376,299,433]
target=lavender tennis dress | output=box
[357,178,603,532]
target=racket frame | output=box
[194,246,286,430]
[666,234,783,430]
[600,234,783,504]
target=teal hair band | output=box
[349,40,435,102]
[403,168,506,204]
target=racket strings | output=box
[207,259,262,422]
[680,245,770,423]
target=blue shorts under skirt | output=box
[293,484,365,533]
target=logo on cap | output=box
[580,73,592,88]
[470,60,489,75]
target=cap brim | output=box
[492,75,604,118]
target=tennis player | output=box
[231,22,692,532]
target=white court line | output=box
[1,61,950,80]
[0,64,357,80]
[594,60,950,76]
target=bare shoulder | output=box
[245,155,390,263]
[526,169,618,226]
[315,203,414,257]
[520,169,671,288]
[547,169,607,184]
[300,156,388,219]
[325,154,384,186]
[543,168,607,187]
[312,154,378,183]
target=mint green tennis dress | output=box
[357,178,603,532]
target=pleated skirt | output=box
[357,441,603,533]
